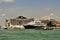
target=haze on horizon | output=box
[0,0,60,26]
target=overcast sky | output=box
[0,0,60,26]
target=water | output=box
[0,29,60,40]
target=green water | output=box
[0,29,60,40]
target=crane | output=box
[41,13,59,20]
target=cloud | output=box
[0,0,14,3]
[4,0,14,2]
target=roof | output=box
[56,22,60,24]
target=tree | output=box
[47,21,53,27]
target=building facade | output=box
[5,16,34,29]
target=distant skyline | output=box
[0,0,60,26]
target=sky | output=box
[0,0,60,26]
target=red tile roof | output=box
[56,22,60,24]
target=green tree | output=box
[47,21,53,27]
